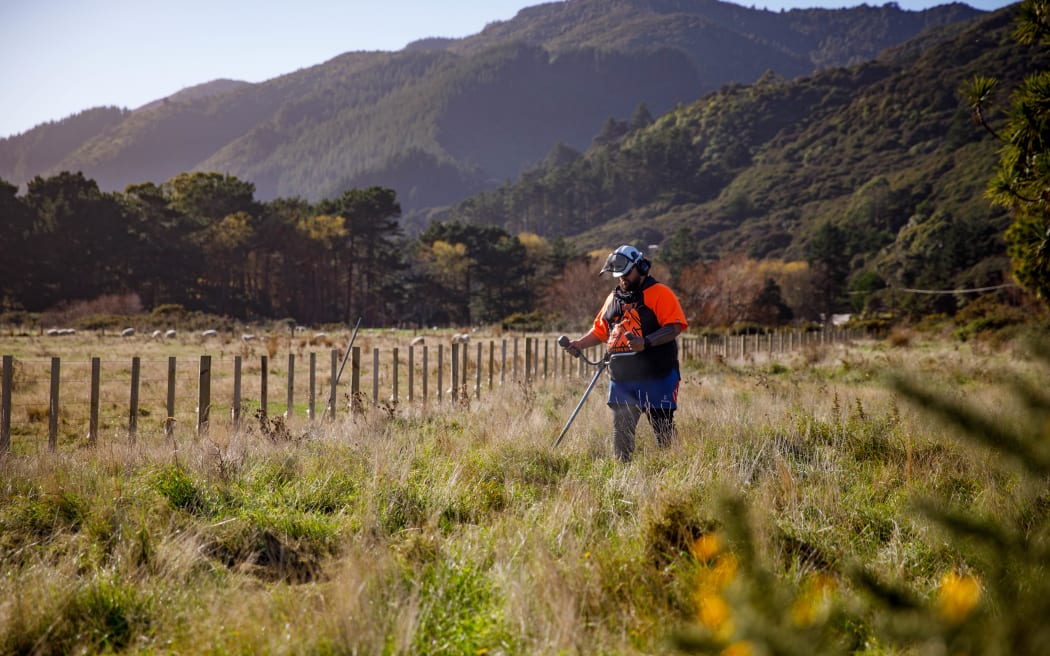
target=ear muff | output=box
[638,258,651,275]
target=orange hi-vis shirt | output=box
[591,276,688,381]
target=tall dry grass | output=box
[1,333,1046,654]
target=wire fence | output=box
[0,328,866,453]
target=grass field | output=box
[1,328,1047,654]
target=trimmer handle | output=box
[557,335,575,355]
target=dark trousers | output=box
[611,404,676,462]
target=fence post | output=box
[48,357,60,452]
[513,338,520,381]
[451,343,459,402]
[372,347,379,407]
[437,344,444,402]
[476,342,482,399]
[88,357,100,447]
[129,356,140,442]
[422,345,429,405]
[260,355,268,420]
[233,356,243,430]
[351,346,361,413]
[166,357,176,438]
[286,353,295,418]
[462,341,469,396]
[524,338,532,383]
[197,355,211,437]
[393,347,399,403]
[488,341,494,390]
[1,355,12,453]
[309,352,316,420]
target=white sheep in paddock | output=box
[201,329,218,338]
[242,334,256,341]
[451,333,470,344]
[151,330,163,339]
[165,329,177,338]
[410,336,425,346]
[121,328,135,337]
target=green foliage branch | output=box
[963,0,1050,302]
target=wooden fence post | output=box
[48,357,60,452]
[166,357,176,438]
[488,341,494,390]
[451,343,459,402]
[437,344,444,402]
[392,347,399,403]
[1,355,12,453]
[524,338,532,383]
[197,355,211,436]
[372,347,379,407]
[351,346,361,413]
[88,357,100,447]
[422,345,429,405]
[476,342,482,400]
[513,338,520,381]
[129,356,140,442]
[286,353,295,418]
[260,355,268,420]
[233,356,242,430]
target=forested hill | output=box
[0,0,982,218]
[446,5,1040,305]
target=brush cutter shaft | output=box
[552,359,607,448]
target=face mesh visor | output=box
[600,252,635,277]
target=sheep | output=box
[46,328,61,336]
[241,334,256,341]
[151,330,163,339]
[164,329,177,338]
[410,336,426,346]
[451,333,470,344]
[121,328,135,337]
[201,329,218,338]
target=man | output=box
[561,244,688,461]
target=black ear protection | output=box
[638,257,651,275]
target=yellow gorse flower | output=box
[790,573,836,627]
[937,572,981,624]
[693,534,739,640]
[721,641,754,656]
[692,533,723,563]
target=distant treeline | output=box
[1,170,895,330]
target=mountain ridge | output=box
[0,0,985,214]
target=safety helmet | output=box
[600,244,647,277]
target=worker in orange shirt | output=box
[561,245,689,462]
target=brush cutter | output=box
[553,335,634,448]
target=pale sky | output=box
[0,0,1017,139]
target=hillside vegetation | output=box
[448,6,1042,313]
[0,0,982,212]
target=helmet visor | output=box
[600,252,635,277]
